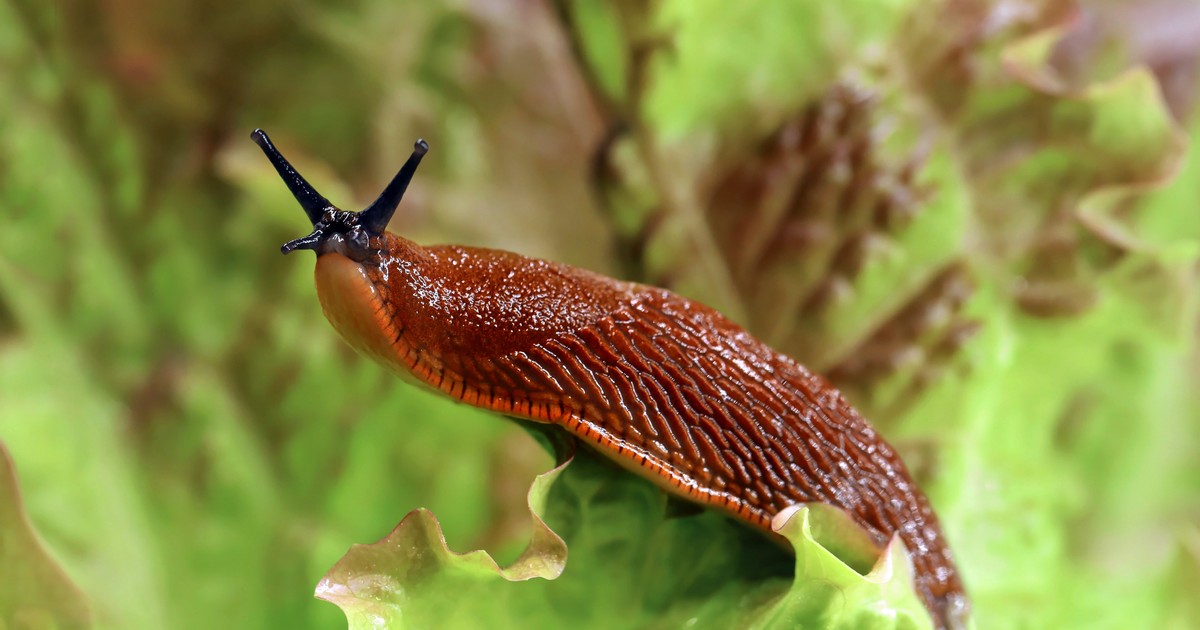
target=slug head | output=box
[251,128,429,262]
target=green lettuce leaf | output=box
[0,442,91,628]
[317,441,935,629]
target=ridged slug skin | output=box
[313,233,967,628]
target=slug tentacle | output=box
[280,230,324,255]
[257,130,969,630]
[251,129,333,225]
[253,130,429,262]
[360,139,430,235]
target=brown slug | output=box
[251,129,968,629]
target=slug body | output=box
[253,130,967,629]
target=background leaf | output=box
[0,443,91,629]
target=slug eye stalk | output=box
[250,129,333,225]
[360,139,430,235]
[251,129,429,257]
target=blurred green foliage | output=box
[1,0,1199,628]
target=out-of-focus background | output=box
[2,0,1199,628]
